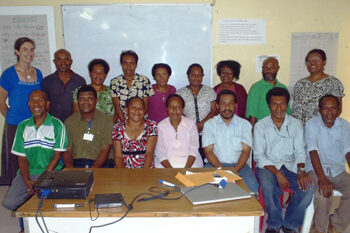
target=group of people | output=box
[0,37,349,233]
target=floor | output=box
[0,185,20,233]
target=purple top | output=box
[148,84,176,123]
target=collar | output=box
[217,114,237,127]
[28,113,52,128]
[260,78,281,87]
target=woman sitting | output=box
[112,97,157,168]
[155,94,203,168]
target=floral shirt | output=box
[110,74,154,116]
[112,119,158,168]
[291,76,344,125]
[73,86,114,116]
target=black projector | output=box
[35,170,94,199]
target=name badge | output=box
[83,133,94,141]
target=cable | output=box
[88,183,214,233]
[35,189,51,233]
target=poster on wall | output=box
[289,32,338,92]
[0,6,56,76]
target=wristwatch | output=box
[298,167,305,172]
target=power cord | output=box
[35,189,51,233]
[88,183,214,232]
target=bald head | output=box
[54,49,73,73]
[262,57,280,83]
[263,57,279,67]
[29,90,48,101]
[54,49,71,59]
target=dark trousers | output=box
[73,159,115,168]
[0,123,18,185]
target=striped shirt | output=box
[12,113,67,175]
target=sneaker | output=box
[265,227,280,233]
[281,226,298,233]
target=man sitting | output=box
[254,87,314,233]
[305,94,350,233]
[202,89,259,194]
[3,90,67,211]
[63,85,114,168]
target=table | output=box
[17,168,263,233]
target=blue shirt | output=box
[0,65,43,125]
[202,115,252,164]
[305,114,350,177]
[254,114,306,173]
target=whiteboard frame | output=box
[0,6,56,73]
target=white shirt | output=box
[202,114,252,164]
[254,114,306,173]
[305,114,350,177]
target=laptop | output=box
[180,182,251,205]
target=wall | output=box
[0,0,349,120]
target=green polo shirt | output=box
[246,79,291,120]
[12,113,67,175]
[65,110,113,160]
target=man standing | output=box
[305,94,350,233]
[254,87,314,233]
[3,90,67,211]
[202,90,259,194]
[63,85,114,168]
[246,57,290,126]
[42,49,86,122]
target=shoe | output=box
[265,227,281,233]
[281,225,298,233]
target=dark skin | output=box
[20,90,62,194]
[264,95,312,191]
[310,97,348,198]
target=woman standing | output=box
[176,63,216,160]
[112,97,157,168]
[155,94,203,168]
[110,50,154,122]
[0,37,43,184]
[292,49,344,125]
[148,63,176,123]
[213,60,247,118]
[73,59,114,116]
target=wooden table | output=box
[17,168,263,233]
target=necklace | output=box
[17,66,32,80]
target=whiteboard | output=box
[62,4,212,88]
[0,6,56,76]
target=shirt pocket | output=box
[230,136,243,153]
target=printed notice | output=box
[218,19,266,44]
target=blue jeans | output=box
[257,166,314,230]
[205,163,259,193]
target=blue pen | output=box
[159,179,178,188]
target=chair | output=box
[301,190,343,233]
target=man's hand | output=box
[318,176,333,198]
[297,171,313,191]
[276,171,290,190]
[196,122,204,133]
[24,179,36,195]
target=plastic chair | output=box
[301,190,343,233]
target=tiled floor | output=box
[0,185,20,233]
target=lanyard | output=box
[187,86,201,123]
[87,119,93,134]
